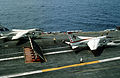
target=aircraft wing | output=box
[12,29,36,40]
[77,36,93,39]
[12,31,29,40]
[0,36,7,39]
[87,38,100,50]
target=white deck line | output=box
[1,56,120,78]
[44,50,73,55]
[0,50,73,61]
[99,57,120,63]
[0,46,70,57]
[1,70,43,78]
[0,56,24,62]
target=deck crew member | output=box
[80,57,84,63]
[53,38,56,43]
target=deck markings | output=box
[1,56,120,78]
[0,56,24,62]
[44,50,73,55]
[0,50,73,61]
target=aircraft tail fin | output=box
[67,32,81,43]
[67,32,82,49]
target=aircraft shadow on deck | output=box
[16,38,29,46]
[16,37,48,46]
[74,45,118,57]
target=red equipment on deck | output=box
[23,37,47,63]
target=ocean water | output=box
[0,0,120,32]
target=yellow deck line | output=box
[42,61,99,72]
[1,56,120,78]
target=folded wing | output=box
[87,38,100,50]
[12,31,28,40]
[12,29,36,40]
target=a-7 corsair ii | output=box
[65,32,111,56]
[0,26,37,40]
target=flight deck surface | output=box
[0,31,120,78]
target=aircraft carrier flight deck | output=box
[0,30,120,78]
